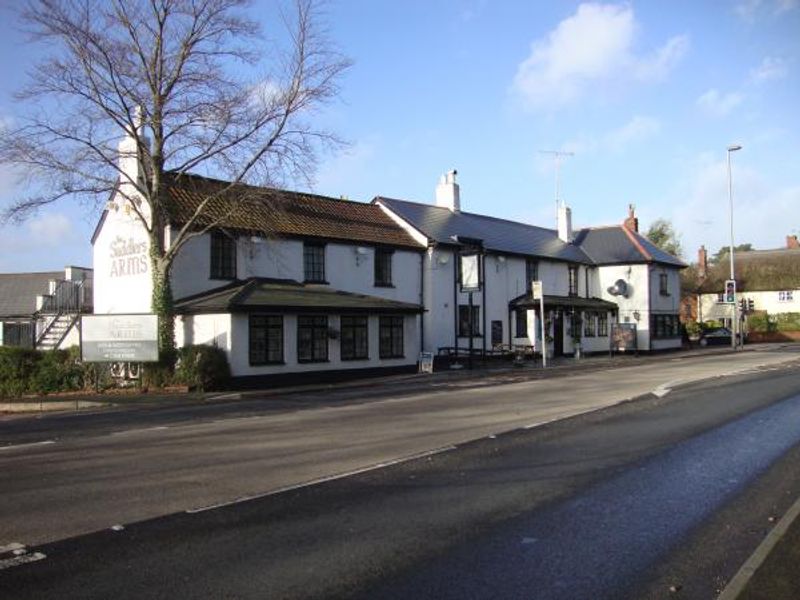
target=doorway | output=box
[553,310,564,357]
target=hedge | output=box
[143,344,230,392]
[0,346,88,398]
[747,312,800,333]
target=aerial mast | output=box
[539,150,575,219]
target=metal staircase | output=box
[34,278,91,351]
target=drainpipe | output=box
[419,250,425,354]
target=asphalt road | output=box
[1,350,800,598]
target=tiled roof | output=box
[573,226,686,268]
[374,197,593,264]
[162,172,422,250]
[174,277,424,315]
[0,272,61,318]
[697,248,800,293]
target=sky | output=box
[1,0,798,272]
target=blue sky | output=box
[1,0,798,272]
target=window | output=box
[304,243,326,283]
[598,312,608,336]
[515,308,528,338]
[584,312,596,337]
[297,315,328,362]
[375,248,393,286]
[340,316,369,360]
[379,316,404,358]
[210,231,236,279]
[568,265,578,297]
[249,315,283,365]
[659,273,669,296]
[651,314,681,339]
[526,259,539,288]
[458,304,481,337]
[779,290,794,302]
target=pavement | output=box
[2,342,800,598]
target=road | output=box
[1,347,799,598]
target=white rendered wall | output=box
[699,288,800,323]
[598,264,651,350]
[93,196,153,314]
[168,232,423,305]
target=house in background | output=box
[692,236,800,328]
[0,267,93,349]
[375,173,685,356]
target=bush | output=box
[0,346,87,398]
[774,312,800,332]
[174,345,230,392]
[684,320,702,338]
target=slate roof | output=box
[160,173,422,250]
[0,272,61,318]
[174,278,424,315]
[374,197,593,264]
[573,226,686,268]
[696,247,800,293]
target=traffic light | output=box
[739,298,746,312]
[724,279,736,304]
[748,298,755,312]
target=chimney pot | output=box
[623,204,639,232]
[435,169,461,212]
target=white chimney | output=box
[435,169,460,212]
[557,203,573,242]
[118,106,149,192]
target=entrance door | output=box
[553,310,564,357]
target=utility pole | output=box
[539,150,575,217]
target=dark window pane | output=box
[515,309,527,338]
[210,232,236,279]
[458,305,481,337]
[375,249,393,286]
[298,315,328,362]
[379,316,404,358]
[304,244,326,282]
[249,315,283,365]
[341,315,368,360]
[526,259,538,288]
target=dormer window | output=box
[210,231,236,280]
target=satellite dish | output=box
[607,279,630,298]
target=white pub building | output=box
[92,131,684,386]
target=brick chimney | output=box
[787,235,799,249]
[697,245,708,278]
[623,204,639,232]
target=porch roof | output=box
[510,294,618,311]
[174,278,424,315]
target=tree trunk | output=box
[151,253,176,360]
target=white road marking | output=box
[207,393,241,401]
[110,524,125,531]
[110,426,169,436]
[0,542,25,554]
[0,552,46,571]
[185,445,458,514]
[0,440,56,451]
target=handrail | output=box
[34,279,91,348]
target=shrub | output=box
[747,313,776,333]
[774,312,800,332]
[0,346,86,398]
[174,345,230,392]
[684,320,702,337]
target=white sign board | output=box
[81,314,159,362]
[531,280,543,300]
[460,254,480,292]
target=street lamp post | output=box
[727,144,742,350]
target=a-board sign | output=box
[610,323,638,352]
[81,314,159,362]
[418,352,434,374]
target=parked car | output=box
[697,327,746,346]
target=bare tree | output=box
[0,0,350,353]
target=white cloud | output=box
[511,3,688,111]
[750,56,788,83]
[696,89,745,117]
[735,0,798,19]
[605,115,661,151]
[558,115,662,157]
[28,213,74,245]
[669,156,800,258]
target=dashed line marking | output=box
[0,440,56,452]
[110,426,169,436]
[0,552,46,571]
[186,445,458,514]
